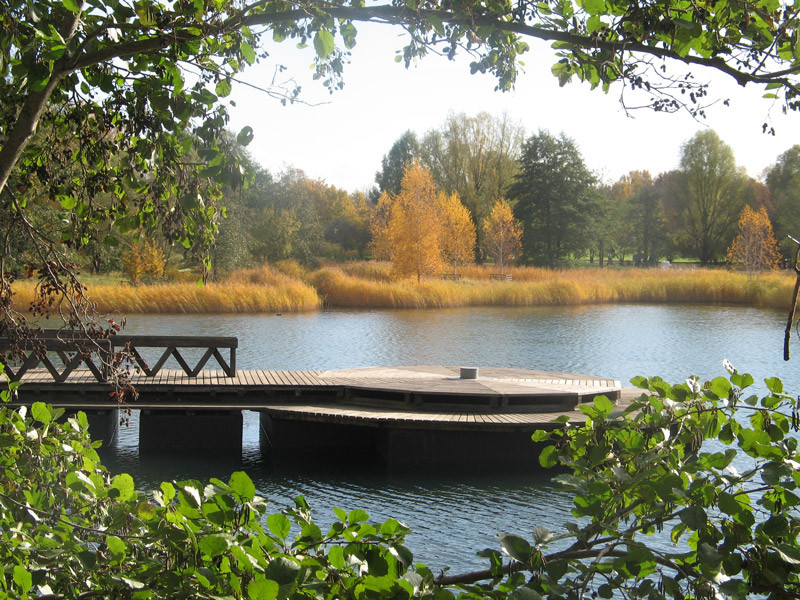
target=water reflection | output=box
[101,304,794,571]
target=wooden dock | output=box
[5,365,625,418]
[3,364,633,466]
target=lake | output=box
[100,304,796,573]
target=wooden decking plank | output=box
[282,371,302,386]
[295,370,317,386]
[275,371,293,386]
[243,369,256,388]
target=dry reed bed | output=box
[310,267,794,309]
[11,265,794,314]
[12,277,321,315]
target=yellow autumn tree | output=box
[482,199,522,275]
[437,192,476,276]
[726,205,782,275]
[381,162,442,282]
[121,240,166,285]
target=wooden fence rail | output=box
[0,332,237,382]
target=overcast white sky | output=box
[226,22,800,192]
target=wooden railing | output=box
[112,335,237,378]
[0,331,238,382]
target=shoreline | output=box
[11,264,795,314]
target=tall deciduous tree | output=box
[379,162,442,282]
[420,112,524,260]
[374,131,420,196]
[673,130,748,264]
[437,192,476,276]
[509,131,598,267]
[766,145,800,258]
[482,199,522,275]
[609,171,667,266]
[726,205,781,275]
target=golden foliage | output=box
[383,162,443,281]
[437,192,476,274]
[726,205,782,274]
[482,199,522,274]
[121,240,166,285]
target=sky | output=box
[225,22,800,193]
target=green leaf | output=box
[247,579,278,600]
[531,430,551,442]
[121,577,145,589]
[237,126,254,146]
[698,542,722,569]
[137,501,156,520]
[718,492,740,515]
[215,79,232,97]
[160,481,175,504]
[581,0,607,15]
[267,513,291,538]
[111,473,135,502]
[776,544,800,565]
[511,587,543,600]
[328,545,345,569]
[106,535,126,560]
[314,29,335,59]
[673,18,696,29]
[498,533,532,562]
[679,506,707,530]
[710,377,732,399]
[428,14,445,35]
[765,377,783,394]
[32,402,52,424]
[586,15,604,33]
[13,565,32,592]
[200,535,229,558]
[264,557,300,585]
[731,372,754,389]
[229,471,255,501]
[240,42,256,64]
[348,508,369,523]
[539,445,558,468]
[62,0,82,13]
[593,395,614,416]
[545,558,569,580]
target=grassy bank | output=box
[11,262,795,314]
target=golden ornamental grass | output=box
[10,265,795,314]
[12,271,321,315]
[308,266,795,309]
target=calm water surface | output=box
[101,304,796,572]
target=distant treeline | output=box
[8,112,799,281]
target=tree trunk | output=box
[599,239,605,268]
[0,7,82,197]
